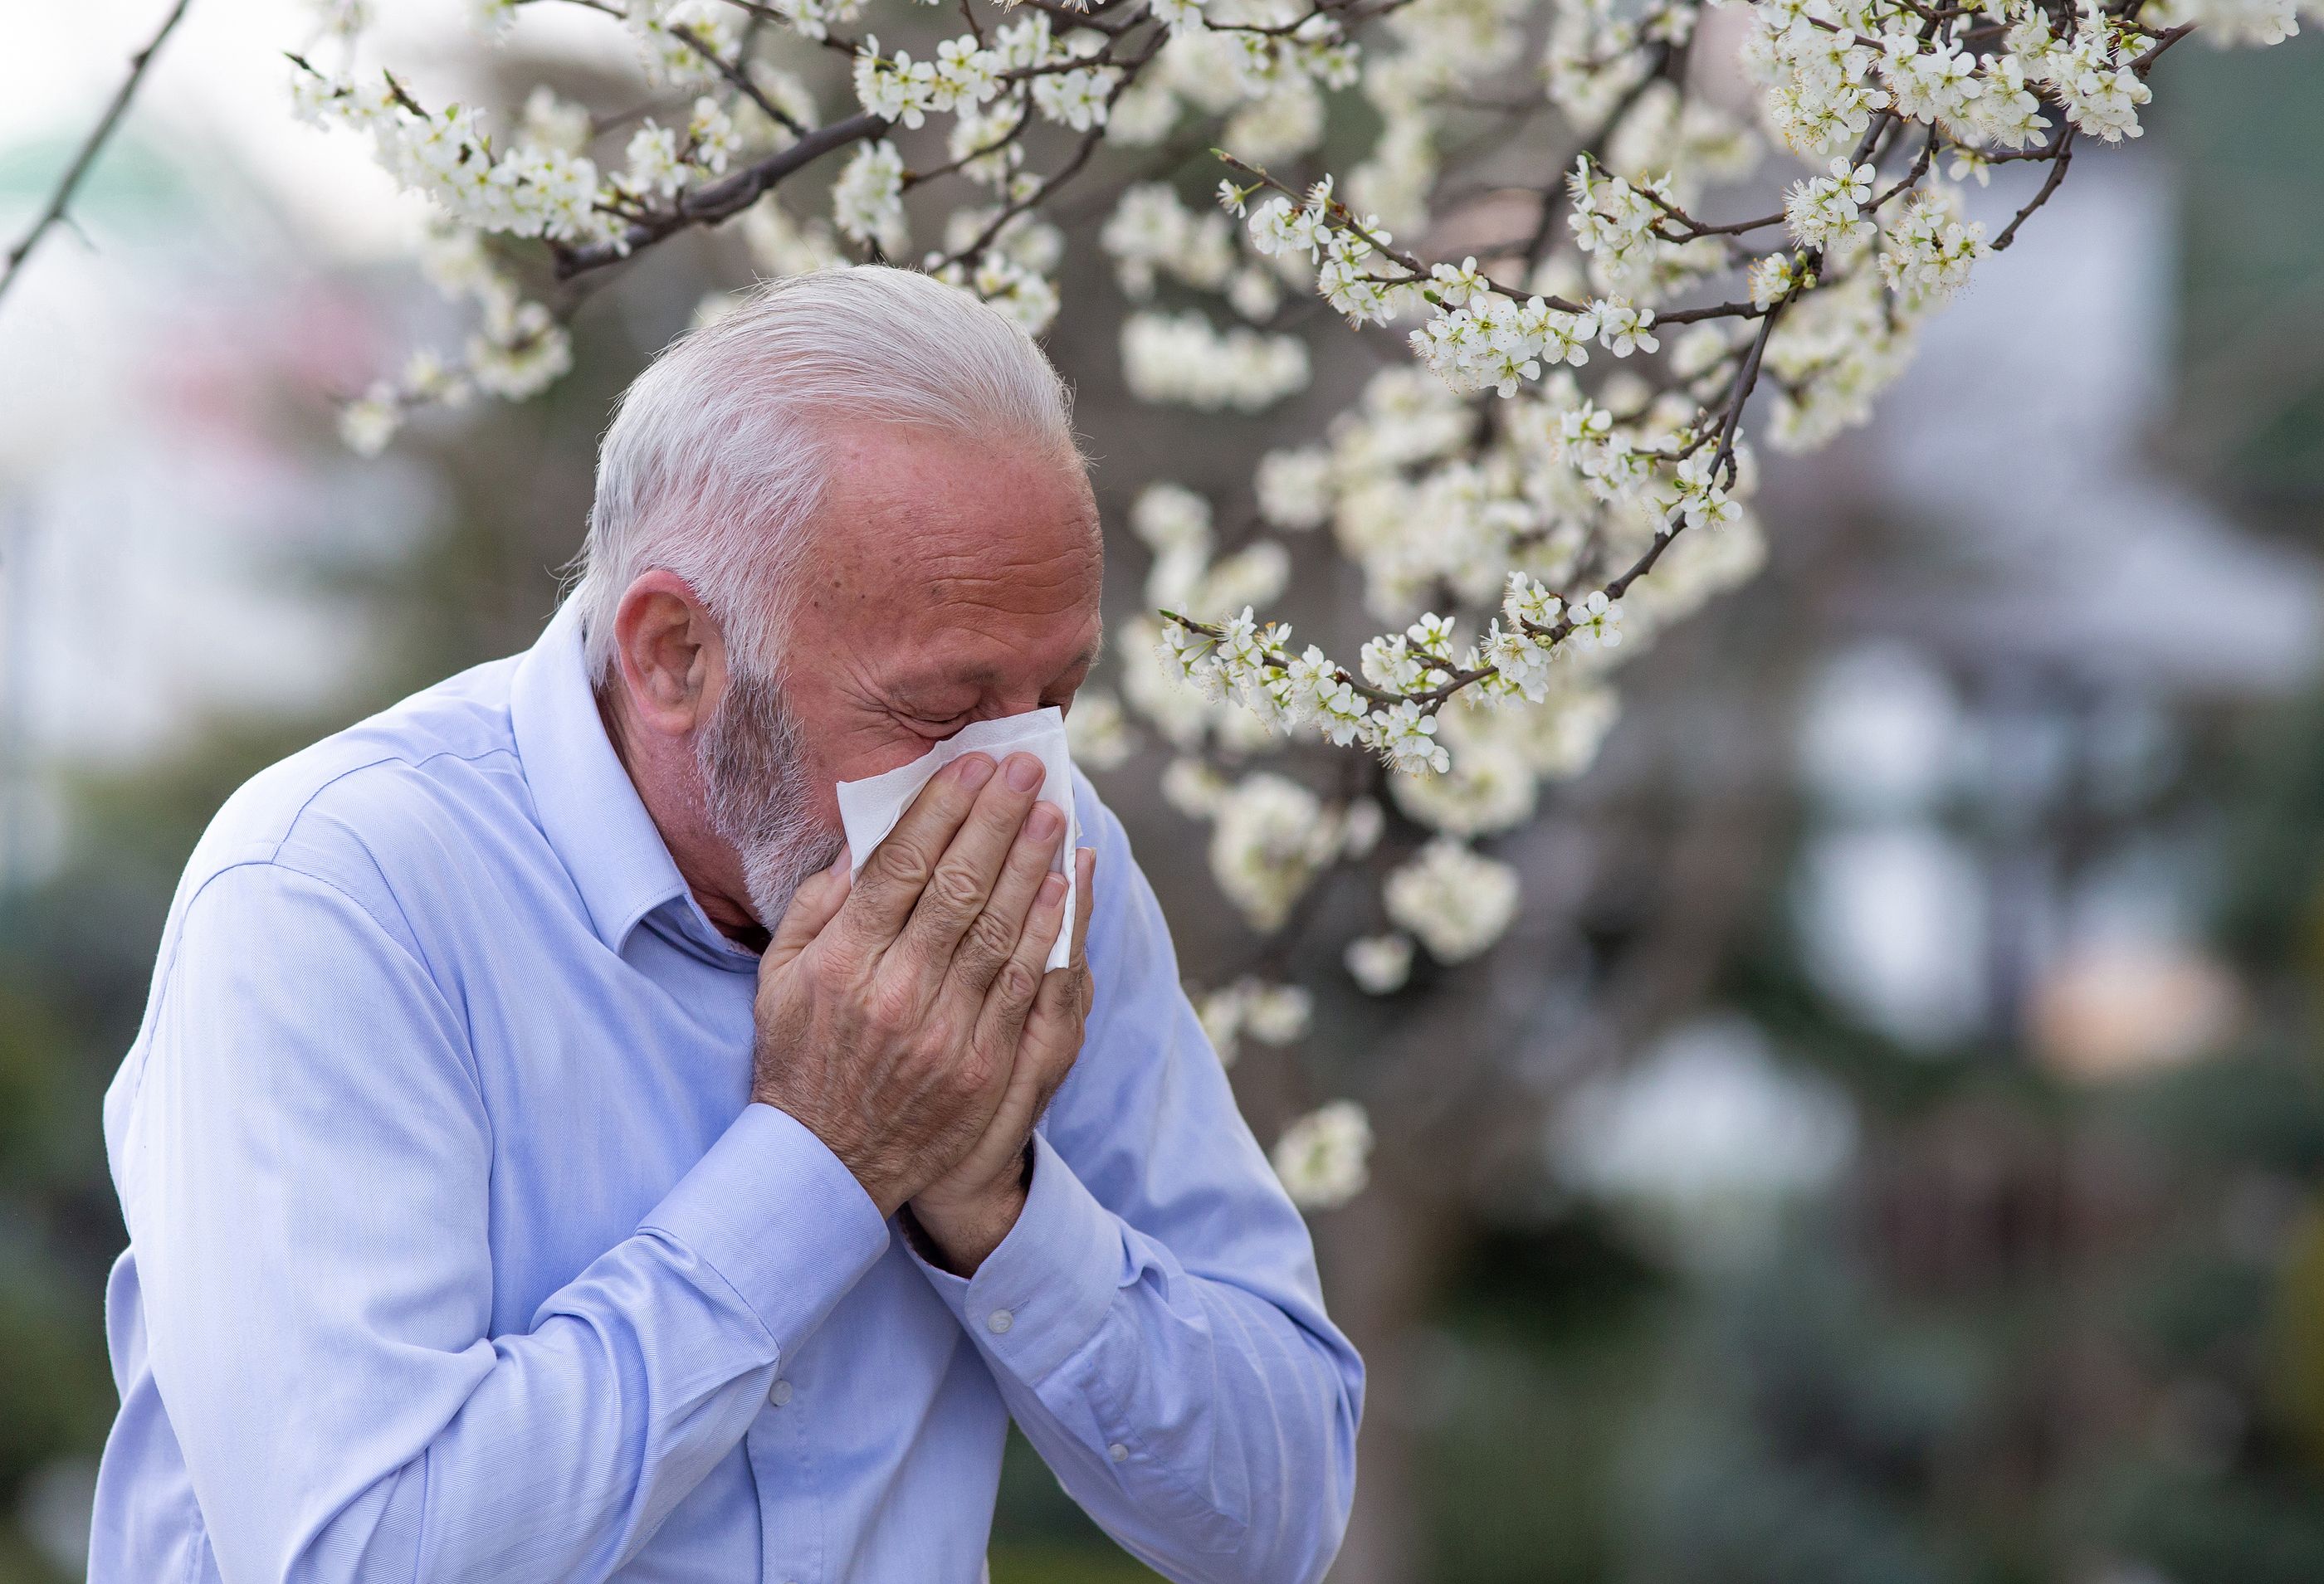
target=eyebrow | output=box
[888,631,1106,706]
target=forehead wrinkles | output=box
[913,539,1101,608]
[809,460,1099,606]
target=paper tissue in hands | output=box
[834,707,1079,971]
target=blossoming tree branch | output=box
[17,0,2301,1206]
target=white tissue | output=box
[834,707,1079,971]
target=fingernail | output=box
[958,753,995,789]
[1039,874,1067,907]
[1005,753,1043,793]
[1028,804,1062,841]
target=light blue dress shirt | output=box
[90,602,1361,1584]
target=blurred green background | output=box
[2,18,2322,1584]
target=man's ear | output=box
[610,570,730,739]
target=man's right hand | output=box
[749,751,1070,1217]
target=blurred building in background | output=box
[0,124,427,891]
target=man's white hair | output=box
[571,266,1082,684]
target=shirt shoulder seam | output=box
[259,740,517,868]
[263,741,520,948]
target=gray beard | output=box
[696,665,843,929]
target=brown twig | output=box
[2131,20,2196,74]
[553,110,888,277]
[671,21,807,137]
[934,17,1169,271]
[1521,46,1672,268]
[1991,125,2074,251]
[1,0,194,310]
[904,103,1032,189]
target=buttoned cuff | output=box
[911,1131,1125,1384]
[640,1103,892,1356]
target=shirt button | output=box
[769,1379,793,1406]
[1108,1442,1129,1463]
[986,1309,1014,1334]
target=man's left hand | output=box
[909,846,1096,1275]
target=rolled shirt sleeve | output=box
[908,792,1365,1584]
[120,861,891,1584]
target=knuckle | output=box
[964,909,1016,968]
[929,865,987,917]
[1000,962,1041,1006]
[868,840,930,891]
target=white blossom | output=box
[1391,734,1537,835]
[761,0,864,43]
[1065,690,1134,770]
[1880,35,1985,130]
[1162,755,1230,816]
[686,97,739,173]
[1199,977,1314,1063]
[744,197,845,276]
[1784,157,1878,253]
[1196,983,1247,1062]
[2148,0,2304,46]
[1101,183,1234,298]
[1032,65,1120,129]
[1565,589,1625,652]
[1970,54,2051,151]
[1384,838,1520,962]
[467,293,570,398]
[1344,933,1414,994]
[1367,699,1449,775]
[832,140,907,252]
[1879,190,1990,309]
[1109,73,1182,144]
[1748,251,1808,310]
[622,122,686,198]
[1256,446,1333,529]
[1245,982,1313,1044]
[1745,2,1893,158]
[1590,296,1658,357]
[1546,0,1650,124]
[630,0,740,83]
[310,0,370,39]
[853,37,939,128]
[1122,312,1311,412]
[518,86,590,155]
[1225,81,1326,163]
[1272,1100,1373,1209]
[338,387,400,456]
[1207,773,1343,931]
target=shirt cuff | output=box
[912,1131,1125,1384]
[639,1103,892,1356]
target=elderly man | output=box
[90,268,1361,1584]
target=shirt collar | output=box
[508,601,693,954]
